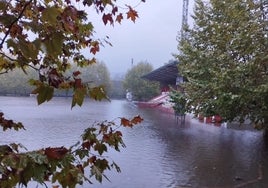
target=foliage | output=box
[177,0,268,127]
[169,90,187,116]
[0,115,143,187]
[123,62,160,101]
[0,0,144,187]
[0,0,140,107]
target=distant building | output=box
[142,60,183,92]
[135,60,183,114]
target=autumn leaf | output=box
[73,71,81,77]
[112,6,118,15]
[48,68,64,88]
[126,7,138,22]
[90,41,100,55]
[116,13,123,24]
[82,141,91,149]
[102,13,113,25]
[131,115,143,124]
[120,118,131,127]
[121,116,143,127]
[44,147,68,160]
[74,78,83,89]
[10,24,22,38]
[88,156,97,164]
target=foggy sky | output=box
[87,0,194,75]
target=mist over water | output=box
[1,97,268,188]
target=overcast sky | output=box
[86,0,194,75]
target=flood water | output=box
[1,96,268,188]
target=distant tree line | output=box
[0,68,37,96]
[0,61,126,99]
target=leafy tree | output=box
[0,0,144,187]
[177,0,268,128]
[80,61,112,97]
[123,61,160,101]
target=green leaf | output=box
[89,86,108,101]
[72,87,87,108]
[0,1,6,10]
[34,84,54,105]
[27,152,47,165]
[0,14,16,26]
[94,143,107,155]
[41,7,61,25]
[44,32,64,58]
[6,39,17,50]
[91,166,103,183]
[75,149,89,160]
[18,40,40,60]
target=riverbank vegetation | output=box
[0,0,144,187]
[177,0,268,130]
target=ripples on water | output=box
[0,97,268,188]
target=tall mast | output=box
[260,0,268,32]
[181,0,189,40]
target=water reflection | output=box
[0,97,267,187]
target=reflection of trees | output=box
[141,109,265,187]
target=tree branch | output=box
[0,0,33,49]
[0,52,17,62]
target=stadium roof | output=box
[141,61,179,85]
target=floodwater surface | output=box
[0,96,268,188]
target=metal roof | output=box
[141,61,179,85]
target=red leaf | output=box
[48,69,64,88]
[116,13,123,24]
[73,71,81,77]
[131,115,143,124]
[121,118,131,127]
[112,6,118,15]
[90,42,100,54]
[82,141,91,149]
[126,7,138,22]
[88,156,96,164]
[74,78,83,89]
[45,147,68,160]
[76,164,84,174]
[102,13,113,25]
